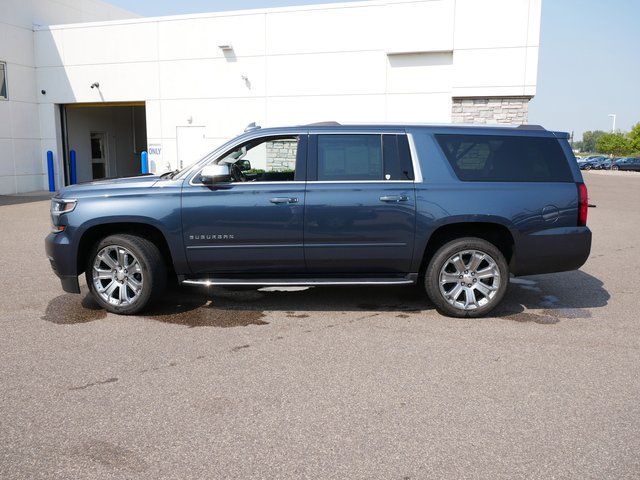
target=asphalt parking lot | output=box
[1,171,639,479]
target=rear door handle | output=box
[379,195,409,203]
[270,197,298,204]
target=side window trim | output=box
[294,134,308,182]
[0,61,7,100]
[306,133,318,182]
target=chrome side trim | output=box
[305,242,406,248]
[182,278,416,287]
[305,180,413,184]
[407,133,423,183]
[187,244,303,250]
[189,180,306,187]
[186,242,406,250]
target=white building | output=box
[1,0,542,194]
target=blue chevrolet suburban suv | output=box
[45,123,591,318]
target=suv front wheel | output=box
[425,237,508,318]
[86,234,167,315]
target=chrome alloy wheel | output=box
[438,249,501,311]
[92,245,144,306]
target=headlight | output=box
[50,198,77,232]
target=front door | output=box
[181,134,307,275]
[304,132,416,274]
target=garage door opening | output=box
[60,102,147,185]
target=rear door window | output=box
[435,134,573,182]
[317,135,382,181]
[382,134,414,180]
[316,134,413,181]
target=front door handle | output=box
[379,195,409,203]
[270,197,299,204]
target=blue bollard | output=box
[47,151,55,192]
[141,151,149,174]
[69,150,77,185]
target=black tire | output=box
[424,237,509,318]
[85,234,167,315]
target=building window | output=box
[0,62,7,100]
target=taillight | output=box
[577,182,588,226]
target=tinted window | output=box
[383,134,414,180]
[435,134,573,182]
[317,135,382,181]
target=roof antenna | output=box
[244,122,261,132]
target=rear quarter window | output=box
[435,134,573,182]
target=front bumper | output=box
[511,226,592,276]
[45,232,80,294]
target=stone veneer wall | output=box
[266,139,298,170]
[452,97,531,125]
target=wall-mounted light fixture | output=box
[218,44,233,51]
[90,82,100,89]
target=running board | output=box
[181,274,417,287]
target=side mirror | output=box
[237,159,251,171]
[201,164,231,183]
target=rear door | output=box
[304,131,416,274]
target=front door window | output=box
[217,136,300,183]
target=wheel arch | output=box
[418,221,515,275]
[77,221,175,276]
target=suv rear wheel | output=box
[86,234,167,315]
[425,237,508,318]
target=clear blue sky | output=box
[107,0,640,140]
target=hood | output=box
[57,175,161,198]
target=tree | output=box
[628,122,640,152]
[581,130,607,153]
[595,132,632,156]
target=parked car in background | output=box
[595,158,613,170]
[579,156,608,170]
[612,157,640,171]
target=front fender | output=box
[49,186,186,277]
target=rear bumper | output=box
[511,226,592,276]
[45,232,81,294]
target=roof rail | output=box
[517,124,546,130]
[305,121,342,126]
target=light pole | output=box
[608,113,617,133]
